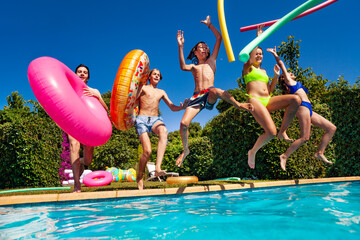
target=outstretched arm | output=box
[162,91,189,112]
[267,46,292,83]
[83,87,109,112]
[201,15,222,60]
[243,25,264,74]
[177,30,193,71]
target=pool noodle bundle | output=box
[240,0,338,32]
[239,0,324,62]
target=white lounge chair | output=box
[146,162,179,182]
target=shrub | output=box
[0,116,62,189]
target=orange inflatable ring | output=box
[166,176,199,185]
[110,50,150,130]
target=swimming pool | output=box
[1,181,359,239]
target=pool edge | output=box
[1,176,360,206]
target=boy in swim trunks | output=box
[176,15,254,167]
[135,68,189,190]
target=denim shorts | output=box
[135,115,164,136]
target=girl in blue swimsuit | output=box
[268,46,336,171]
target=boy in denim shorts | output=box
[135,69,189,190]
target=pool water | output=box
[1,181,360,239]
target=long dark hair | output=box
[75,64,90,80]
[187,41,210,65]
[278,73,290,94]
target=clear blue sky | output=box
[1,0,358,132]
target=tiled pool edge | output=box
[1,176,359,206]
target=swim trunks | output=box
[135,115,164,136]
[188,86,216,111]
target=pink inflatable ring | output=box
[27,57,112,146]
[83,171,113,187]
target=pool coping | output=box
[1,176,359,206]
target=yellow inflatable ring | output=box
[110,50,150,130]
[166,176,199,184]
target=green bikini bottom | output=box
[246,94,271,107]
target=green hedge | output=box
[0,115,62,189]
[204,99,333,180]
[326,87,360,177]
[161,136,215,180]
[91,128,140,170]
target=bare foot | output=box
[277,132,294,143]
[280,154,287,171]
[155,169,167,177]
[315,153,333,164]
[248,150,256,169]
[176,149,189,167]
[137,178,144,190]
[239,103,255,112]
[73,182,81,193]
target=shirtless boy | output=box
[176,15,254,167]
[136,68,189,190]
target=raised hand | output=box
[200,15,211,28]
[257,24,264,36]
[266,46,278,56]
[177,30,184,47]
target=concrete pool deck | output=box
[1,176,359,206]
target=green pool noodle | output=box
[211,177,241,181]
[239,0,324,62]
[0,187,71,194]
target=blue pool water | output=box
[1,181,360,239]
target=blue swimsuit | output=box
[286,82,312,116]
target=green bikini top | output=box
[244,66,269,84]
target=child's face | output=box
[149,70,161,84]
[76,67,89,83]
[253,48,263,64]
[195,43,209,60]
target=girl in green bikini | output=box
[242,25,301,169]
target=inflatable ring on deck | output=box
[83,171,113,187]
[110,50,150,130]
[166,176,199,185]
[27,57,112,146]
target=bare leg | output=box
[247,98,277,169]
[281,130,295,143]
[176,107,201,167]
[280,107,311,171]
[267,95,301,140]
[81,145,94,177]
[68,135,81,193]
[208,88,254,111]
[311,112,336,164]
[152,122,168,176]
[137,133,152,190]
